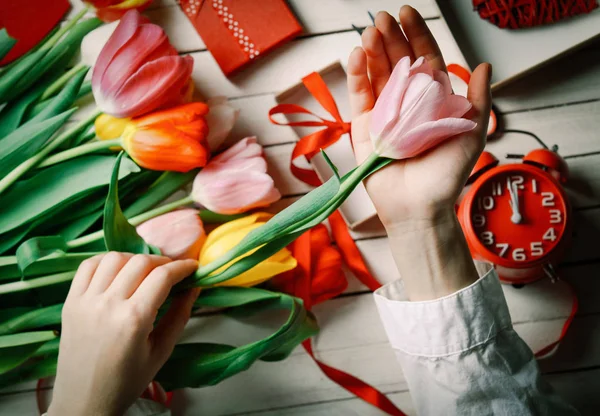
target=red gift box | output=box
[0,0,70,65]
[179,0,302,76]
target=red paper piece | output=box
[0,0,71,65]
[473,0,598,29]
[179,0,302,76]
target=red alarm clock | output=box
[458,149,572,284]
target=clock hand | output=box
[507,178,522,224]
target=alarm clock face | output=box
[466,164,569,268]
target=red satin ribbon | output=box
[269,72,351,186]
[271,226,406,416]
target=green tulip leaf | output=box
[198,210,245,224]
[0,29,16,62]
[27,68,87,125]
[4,18,101,103]
[0,304,62,335]
[0,108,77,179]
[123,170,198,218]
[0,352,58,389]
[16,236,100,280]
[0,225,33,256]
[0,155,140,235]
[0,72,59,139]
[0,330,57,375]
[157,288,318,389]
[0,50,48,104]
[55,170,161,244]
[0,188,108,255]
[55,211,104,242]
[0,307,34,324]
[25,78,92,123]
[103,153,160,255]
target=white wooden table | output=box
[2,1,600,414]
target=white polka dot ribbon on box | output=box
[180,0,259,60]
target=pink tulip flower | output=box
[136,209,206,260]
[92,10,194,118]
[370,56,477,159]
[191,137,281,215]
[205,97,240,152]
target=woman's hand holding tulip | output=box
[49,253,199,416]
[347,7,492,300]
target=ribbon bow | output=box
[268,72,352,187]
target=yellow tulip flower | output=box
[200,212,297,287]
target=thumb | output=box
[150,287,201,366]
[463,62,492,160]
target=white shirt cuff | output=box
[374,263,513,357]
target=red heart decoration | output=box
[473,0,598,29]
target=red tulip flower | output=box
[85,0,153,22]
[91,10,193,118]
[121,102,210,172]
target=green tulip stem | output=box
[0,271,76,295]
[37,137,122,169]
[194,151,382,279]
[67,195,195,249]
[40,7,89,52]
[40,63,90,101]
[0,109,102,195]
[67,194,245,250]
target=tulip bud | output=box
[121,102,210,172]
[205,97,240,152]
[136,209,206,260]
[92,10,193,118]
[85,0,153,22]
[191,137,281,214]
[199,212,297,287]
[370,56,477,160]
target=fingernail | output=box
[487,63,493,82]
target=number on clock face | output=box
[470,168,567,265]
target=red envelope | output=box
[180,0,302,76]
[0,0,71,65]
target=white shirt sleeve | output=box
[374,263,579,416]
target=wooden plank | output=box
[3,366,597,416]
[545,368,600,416]
[493,44,600,114]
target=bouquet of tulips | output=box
[0,3,477,391]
